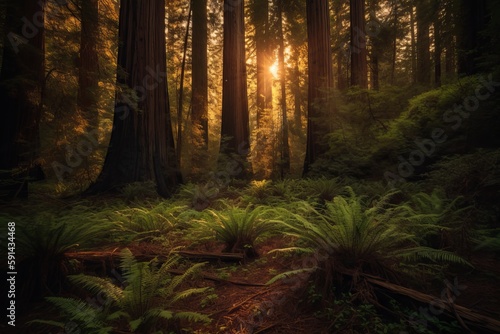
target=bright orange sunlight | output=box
[269,60,279,79]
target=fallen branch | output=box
[361,275,500,333]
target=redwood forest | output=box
[1,0,500,333]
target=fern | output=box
[34,248,211,333]
[193,201,280,258]
[271,187,472,291]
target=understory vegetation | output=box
[2,78,500,333]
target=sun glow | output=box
[269,60,279,79]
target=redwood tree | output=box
[87,0,181,197]
[416,0,431,85]
[0,0,46,178]
[350,0,368,88]
[221,0,251,176]
[77,0,99,130]
[303,0,334,174]
[191,0,208,147]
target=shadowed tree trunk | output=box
[251,0,273,179]
[433,0,442,87]
[277,0,290,177]
[350,0,368,88]
[0,0,46,198]
[416,0,431,85]
[191,0,208,147]
[457,0,487,75]
[86,0,181,197]
[303,0,334,175]
[221,0,251,177]
[78,0,99,131]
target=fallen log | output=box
[361,275,500,333]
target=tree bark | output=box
[409,3,417,84]
[433,1,442,87]
[350,0,368,88]
[191,0,208,147]
[0,0,46,173]
[416,0,431,85]
[457,0,487,76]
[86,0,181,197]
[77,0,99,131]
[277,0,290,178]
[303,0,334,175]
[221,0,251,177]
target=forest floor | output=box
[12,234,500,334]
[4,184,500,334]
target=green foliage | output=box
[271,187,472,292]
[15,208,113,300]
[192,201,280,258]
[32,248,210,333]
[121,181,160,202]
[110,202,188,243]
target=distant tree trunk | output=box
[457,0,487,75]
[303,0,333,175]
[252,0,272,123]
[277,0,290,177]
[0,0,46,174]
[443,0,455,79]
[433,1,442,87]
[176,3,192,167]
[77,0,99,131]
[86,0,181,197]
[409,4,417,84]
[390,0,398,85]
[369,0,379,90]
[191,0,208,147]
[251,0,272,179]
[221,0,251,177]
[334,1,346,90]
[350,0,368,88]
[416,0,431,85]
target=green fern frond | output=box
[68,274,123,303]
[266,268,316,285]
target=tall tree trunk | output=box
[409,4,417,84]
[443,0,455,79]
[176,3,192,167]
[221,0,251,177]
[191,0,208,147]
[433,1,442,87]
[78,0,99,131]
[251,0,272,179]
[457,0,487,75]
[334,1,346,90]
[303,0,334,175]
[0,0,46,175]
[390,0,398,85]
[416,0,431,85]
[277,0,290,177]
[86,0,181,197]
[369,0,379,90]
[350,0,368,88]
